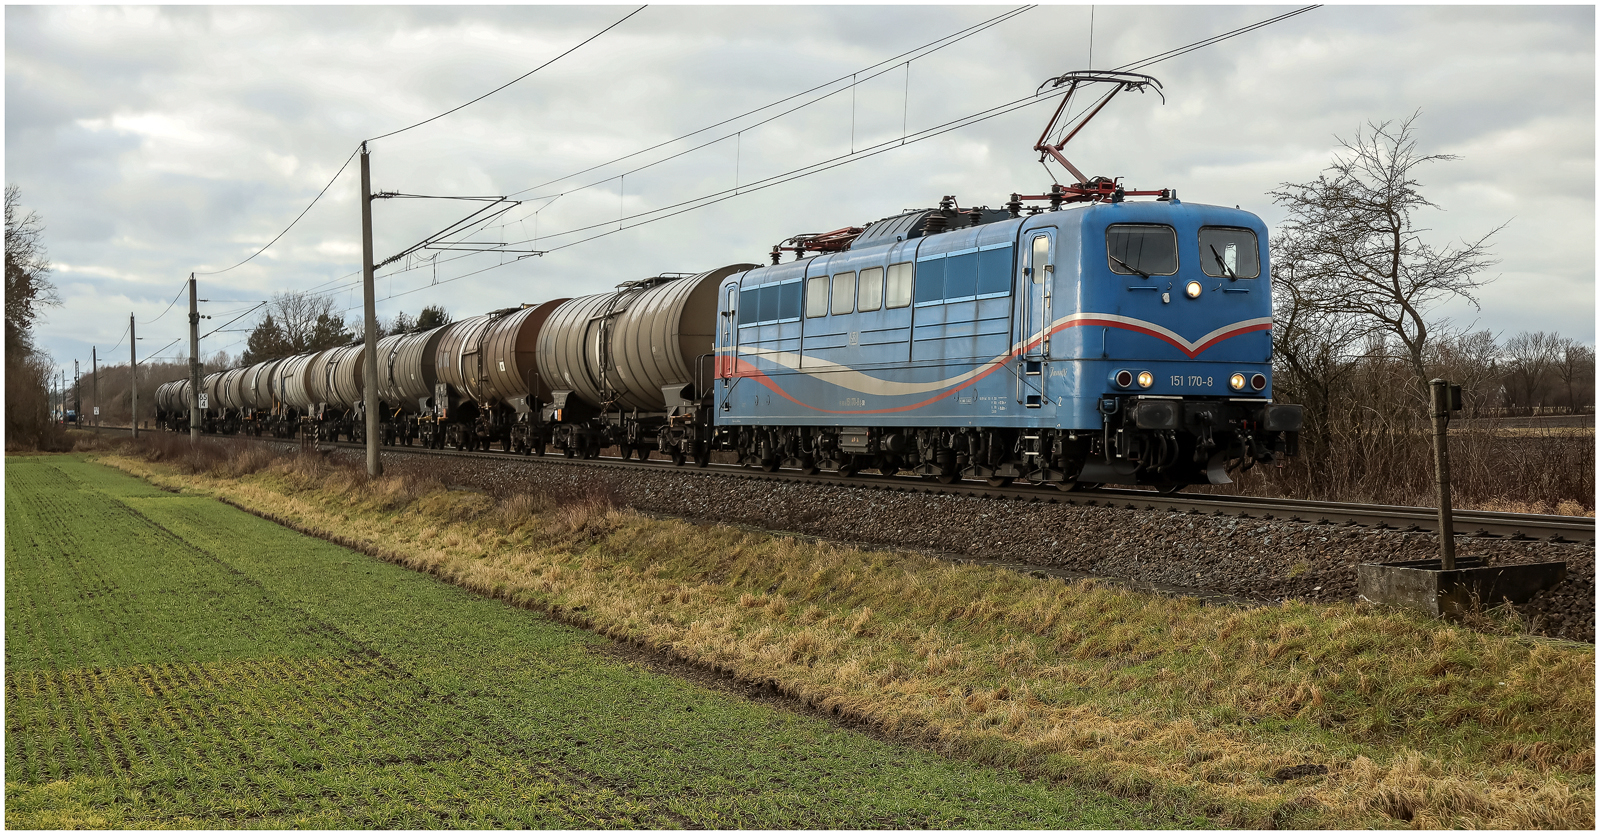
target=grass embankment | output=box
[6,454,1172,828]
[90,438,1595,828]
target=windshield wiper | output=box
[1209,245,1237,280]
[1108,254,1151,279]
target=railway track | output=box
[79,424,1595,543]
[317,438,1593,544]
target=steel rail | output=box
[311,437,1593,544]
[84,424,1593,543]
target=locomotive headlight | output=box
[1114,369,1134,388]
[1229,373,1247,391]
[1251,373,1267,391]
[1136,371,1154,389]
[1185,280,1203,299]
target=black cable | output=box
[137,338,182,365]
[366,6,648,144]
[139,280,190,325]
[201,301,267,341]
[106,323,131,356]
[196,148,359,276]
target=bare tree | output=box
[1269,112,1503,393]
[5,184,59,358]
[267,290,344,352]
[1502,331,1562,413]
[1553,339,1594,414]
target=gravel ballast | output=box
[327,447,1595,644]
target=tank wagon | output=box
[423,300,568,453]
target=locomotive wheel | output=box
[759,460,779,472]
[986,477,1013,488]
[930,472,959,485]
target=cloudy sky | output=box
[7,4,1594,379]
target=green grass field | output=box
[5,454,1190,829]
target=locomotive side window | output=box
[831,271,856,315]
[1106,224,1178,276]
[858,266,884,311]
[778,280,803,322]
[914,257,943,304]
[1198,227,1260,278]
[976,244,1012,296]
[805,275,829,318]
[885,262,913,309]
[758,284,780,322]
[943,251,978,301]
[1031,235,1050,283]
[739,286,759,326]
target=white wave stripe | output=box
[1061,313,1274,354]
[733,313,1273,397]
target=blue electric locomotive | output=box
[712,195,1303,489]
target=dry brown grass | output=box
[96,450,1596,829]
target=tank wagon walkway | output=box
[4,455,1166,828]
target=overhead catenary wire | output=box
[365,6,648,144]
[496,5,1035,206]
[139,280,190,325]
[295,6,1041,307]
[195,148,359,276]
[188,10,640,285]
[319,4,1319,309]
[200,302,268,341]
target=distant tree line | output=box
[240,293,451,364]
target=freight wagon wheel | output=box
[986,477,1014,488]
[759,460,779,472]
[1156,482,1185,495]
[934,472,959,485]
[563,447,575,459]
[694,452,710,468]
[671,451,687,466]
[502,437,512,453]
[534,443,545,457]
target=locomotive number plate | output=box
[1171,375,1214,388]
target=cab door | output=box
[1018,229,1054,407]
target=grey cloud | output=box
[7,4,1592,372]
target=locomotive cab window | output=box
[1198,227,1260,278]
[858,266,884,311]
[805,275,829,318]
[1106,224,1178,276]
